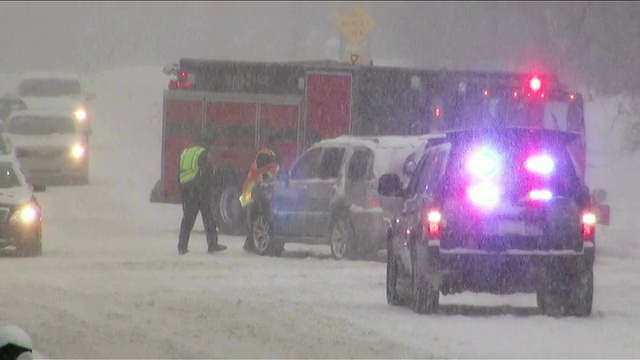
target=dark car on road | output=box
[379,127,597,317]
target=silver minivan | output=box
[247,135,437,260]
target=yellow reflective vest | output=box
[179,146,206,184]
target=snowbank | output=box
[585,94,640,258]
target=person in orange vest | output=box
[240,147,280,252]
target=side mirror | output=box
[32,184,46,192]
[404,160,417,175]
[378,173,403,197]
[591,188,607,204]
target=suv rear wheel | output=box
[330,216,357,260]
[411,251,439,314]
[537,262,593,317]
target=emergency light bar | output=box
[168,70,193,90]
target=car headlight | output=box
[70,143,86,159]
[11,203,40,224]
[74,108,87,122]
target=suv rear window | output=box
[441,131,580,201]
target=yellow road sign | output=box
[337,3,376,46]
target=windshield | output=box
[18,79,82,97]
[8,115,77,135]
[0,162,22,188]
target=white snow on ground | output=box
[0,67,637,358]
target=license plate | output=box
[483,220,542,236]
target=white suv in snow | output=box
[16,73,95,140]
[4,109,89,186]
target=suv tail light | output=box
[423,209,442,239]
[581,211,597,241]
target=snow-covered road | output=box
[0,67,638,358]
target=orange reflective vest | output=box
[239,148,279,208]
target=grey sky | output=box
[0,2,637,93]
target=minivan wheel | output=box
[251,213,283,257]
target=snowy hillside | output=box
[585,95,640,258]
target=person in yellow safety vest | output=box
[240,147,279,252]
[177,134,227,255]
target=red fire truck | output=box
[149,58,609,234]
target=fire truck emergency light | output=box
[529,76,542,92]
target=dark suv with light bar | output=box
[378,127,596,317]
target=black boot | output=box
[208,244,227,253]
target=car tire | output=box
[386,240,404,306]
[537,263,593,317]
[330,215,357,260]
[251,213,284,257]
[16,238,42,257]
[564,268,594,317]
[213,185,245,235]
[411,251,439,314]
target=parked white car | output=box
[4,109,89,186]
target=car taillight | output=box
[581,211,597,240]
[424,209,442,239]
[367,198,379,208]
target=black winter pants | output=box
[178,186,218,251]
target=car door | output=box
[307,146,347,238]
[271,147,322,237]
[344,147,373,208]
[395,147,443,267]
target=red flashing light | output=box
[367,198,379,208]
[529,76,542,92]
[179,71,188,80]
[569,93,576,101]
[483,89,490,97]
[435,107,441,118]
[513,91,519,98]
